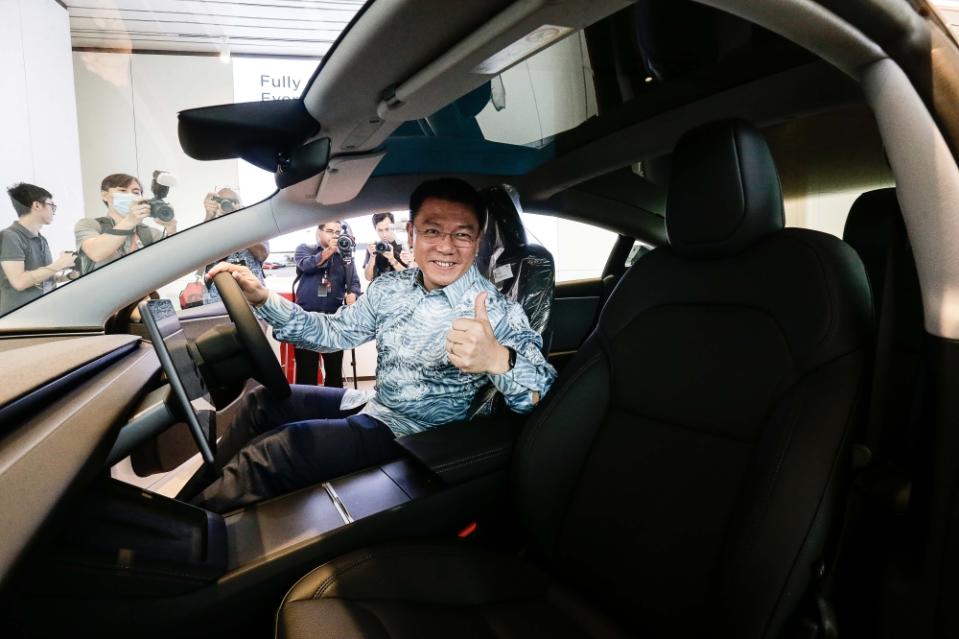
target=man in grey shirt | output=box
[0,183,76,314]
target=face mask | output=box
[112,192,135,215]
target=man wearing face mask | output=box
[74,173,178,275]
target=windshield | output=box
[0,0,364,319]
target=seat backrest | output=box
[513,120,873,637]
[843,188,924,463]
[478,184,555,350]
[470,185,555,417]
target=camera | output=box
[145,170,176,223]
[211,195,236,214]
[375,240,391,254]
[337,232,355,263]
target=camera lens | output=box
[149,200,175,222]
[337,235,354,251]
[375,241,390,253]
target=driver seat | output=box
[275,120,873,638]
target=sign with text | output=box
[232,56,319,103]
[231,56,321,219]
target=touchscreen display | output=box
[140,299,214,463]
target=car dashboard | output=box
[0,335,160,583]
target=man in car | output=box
[0,183,76,314]
[200,187,270,305]
[74,173,178,275]
[192,178,556,512]
[293,220,361,387]
[363,211,413,281]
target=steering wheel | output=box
[211,271,291,399]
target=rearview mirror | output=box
[276,137,331,188]
[178,100,330,188]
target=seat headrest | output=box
[484,185,527,253]
[843,188,903,308]
[667,119,784,258]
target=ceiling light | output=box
[473,24,574,75]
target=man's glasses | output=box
[45,201,57,212]
[414,226,476,247]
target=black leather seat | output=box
[276,120,873,638]
[471,185,555,416]
[842,188,924,471]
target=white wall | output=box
[73,52,239,230]
[0,0,84,255]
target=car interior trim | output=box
[862,57,959,338]
[105,385,176,467]
[377,0,630,123]
[0,334,140,422]
[521,61,863,200]
[695,0,959,338]
[323,481,355,524]
[0,343,159,583]
[316,149,387,205]
[696,0,885,78]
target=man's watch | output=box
[506,346,517,371]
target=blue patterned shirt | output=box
[254,265,557,436]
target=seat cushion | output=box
[277,543,630,639]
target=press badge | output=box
[318,276,331,297]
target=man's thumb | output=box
[474,292,490,323]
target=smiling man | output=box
[191,178,557,512]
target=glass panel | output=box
[0,1,362,318]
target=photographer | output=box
[1,183,76,314]
[363,212,411,282]
[74,173,177,275]
[293,221,361,387]
[200,188,269,304]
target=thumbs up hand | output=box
[446,292,511,374]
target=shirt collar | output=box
[410,264,481,306]
[10,220,39,239]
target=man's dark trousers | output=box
[189,385,399,513]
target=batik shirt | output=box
[204,246,268,305]
[254,265,557,436]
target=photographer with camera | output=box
[200,187,269,305]
[0,183,76,314]
[74,172,177,275]
[363,212,411,282]
[293,220,361,387]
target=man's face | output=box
[102,180,143,209]
[375,218,395,242]
[406,197,480,291]
[33,199,56,225]
[317,222,341,248]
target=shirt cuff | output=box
[253,292,294,325]
[489,351,539,394]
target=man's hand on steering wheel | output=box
[207,262,269,306]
